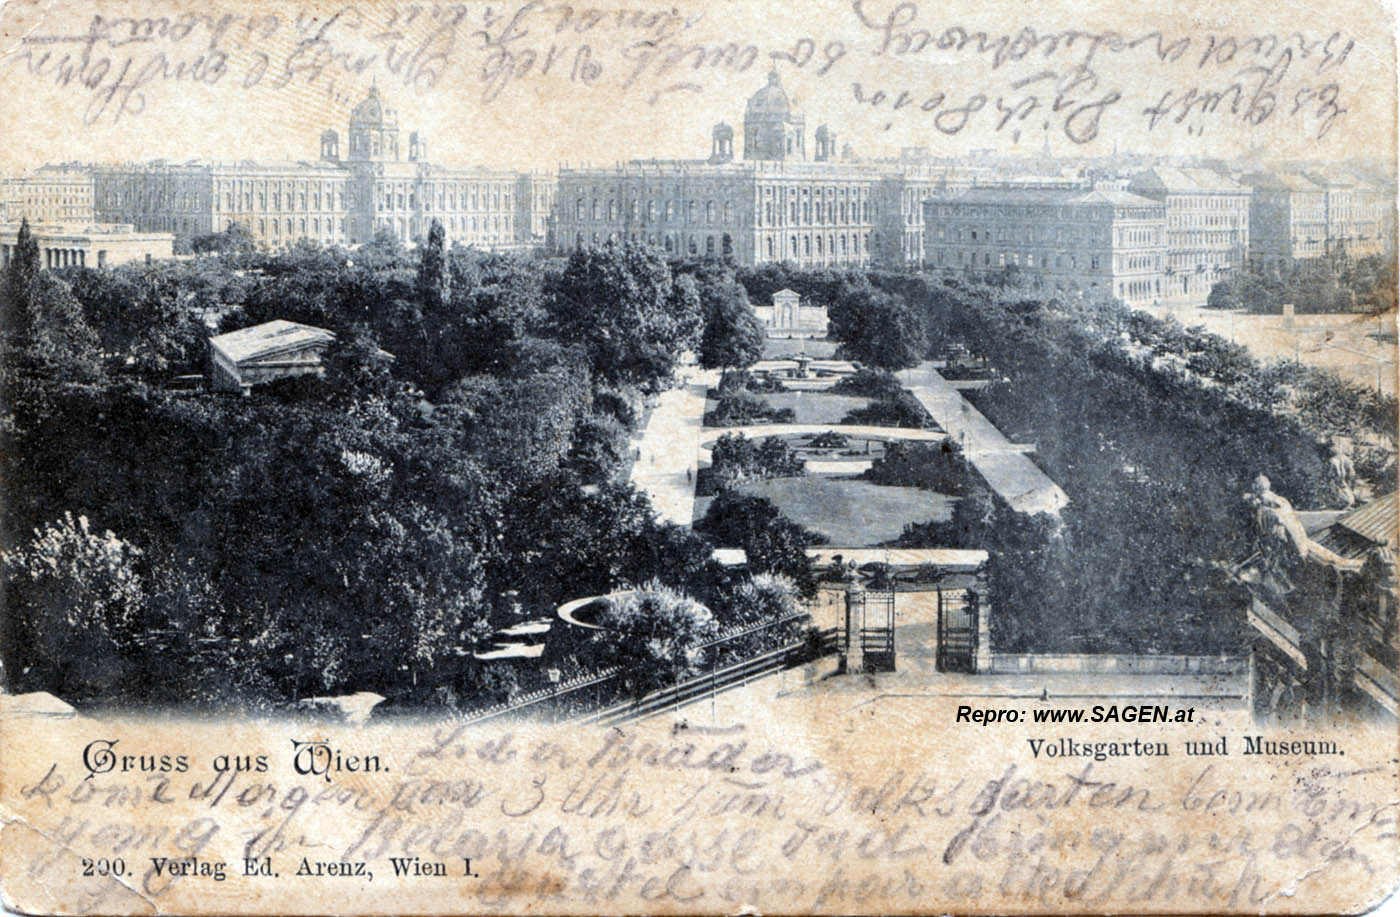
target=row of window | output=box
[1168,195,1249,209]
[935,226,1112,245]
[1166,231,1246,246]
[1167,251,1242,266]
[99,186,518,216]
[759,200,873,227]
[929,204,1154,220]
[573,232,734,257]
[218,191,344,212]
[570,198,735,225]
[1169,215,1245,228]
[1120,279,1162,300]
[760,231,873,261]
[932,249,1102,271]
[567,197,878,227]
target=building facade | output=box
[1244,172,1331,268]
[553,71,939,269]
[0,222,174,270]
[1127,167,1250,304]
[83,86,549,253]
[923,183,1169,306]
[1305,170,1391,259]
[6,166,96,224]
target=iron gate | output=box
[936,587,977,673]
[847,589,896,672]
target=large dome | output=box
[350,85,394,127]
[746,69,791,116]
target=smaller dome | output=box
[815,124,831,140]
[746,69,791,116]
[713,122,733,138]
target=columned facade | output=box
[88,88,550,253]
[553,73,936,269]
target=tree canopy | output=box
[551,242,702,392]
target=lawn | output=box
[695,476,955,547]
[758,391,871,424]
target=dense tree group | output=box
[870,269,1395,653]
[4,225,1392,697]
[0,230,782,710]
[1209,254,1398,314]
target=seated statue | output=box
[1243,475,1364,589]
[1327,439,1360,509]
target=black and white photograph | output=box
[0,0,1396,912]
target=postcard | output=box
[0,0,1397,912]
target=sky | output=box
[0,0,1395,174]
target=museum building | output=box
[552,70,941,269]
[82,86,551,253]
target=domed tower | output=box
[409,131,427,162]
[347,84,400,161]
[320,129,340,161]
[743,69,805,161]
[710,122,734,163]
[814,124,837,162]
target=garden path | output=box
[900,363,1070,516]
[630,369,717,526]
